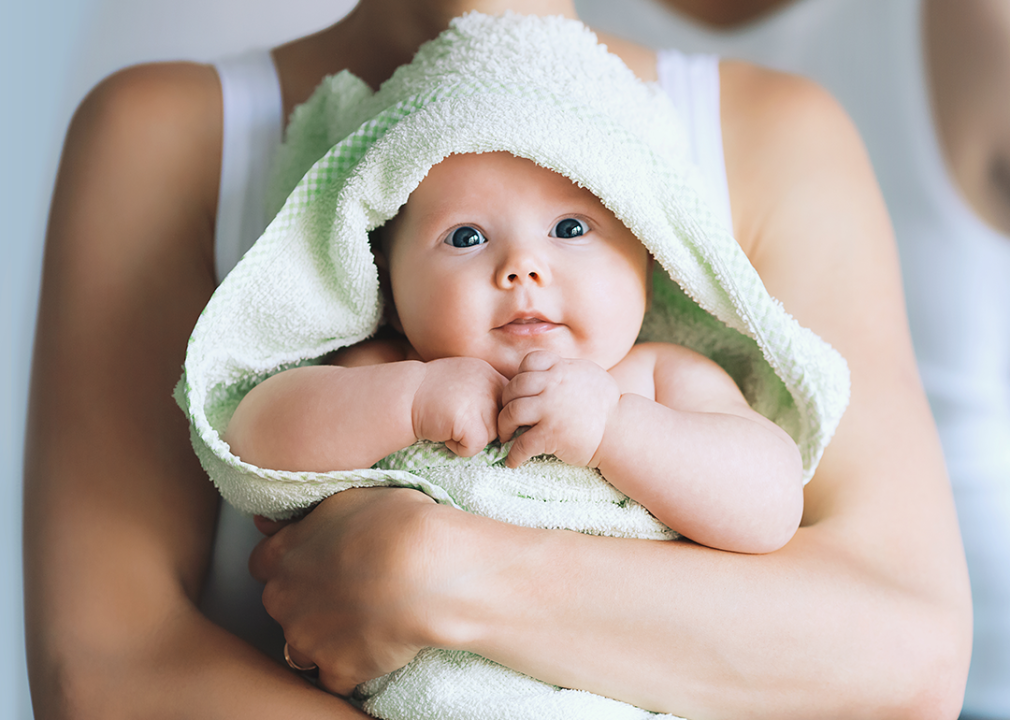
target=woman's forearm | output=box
[27,577,365,719]
[429,486,968,720]
[425,314,971,718]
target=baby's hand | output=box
[499,351,621,468]
[412,357,507,457]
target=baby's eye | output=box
[446,226,486,248]
[550,218,589,239]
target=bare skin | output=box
[24,0,971,717]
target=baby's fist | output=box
[412,357,507,457]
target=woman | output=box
[24,0,971,716]
[578,1,1010,715]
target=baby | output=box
[225,150,804,557]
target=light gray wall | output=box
[2,2,95,714]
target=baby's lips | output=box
[495,319,561,337]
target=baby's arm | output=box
[499,344,803,553]
[604,343,803,552]
[225,341,506,472]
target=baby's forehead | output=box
[419,151,592,194]
[392,152,621,226]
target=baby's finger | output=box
[446,434,483,458]
[517,350,559,374]
[490,368,509,402]
[501,370,549,406]
[498,396,542,441]
[446,418,493,458]
[482,397,503,443]
[505,424,549,468]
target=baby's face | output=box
[384,152,650,379]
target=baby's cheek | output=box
[405,302,476,363]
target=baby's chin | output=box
[475,350,534,380]
[491,358,522,381]
[418,339,617,379]
[485,348,588,380]
[410,346,521,379]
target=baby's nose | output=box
[496,249,551,288]
[505,269,541,283]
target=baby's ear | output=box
[371,247,404,334]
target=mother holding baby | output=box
[24,0,971,718]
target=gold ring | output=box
[283,642,318,672]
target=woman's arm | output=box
[250,64,972,718]
[23,63,366,719]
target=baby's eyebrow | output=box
[419,204,487,229]
[417,208,451,227]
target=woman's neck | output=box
[353,0,578,66]
[273,0,583,118]
[368,0,579,29]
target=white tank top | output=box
[578,0,1010,712]
[204,47,732,662]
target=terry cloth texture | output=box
[177,12,850,719]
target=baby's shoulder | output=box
[625,341,734,389]
[630,342,747,411]
[613,342,710,399]
[330,334,411,367]
[627,341,715,369]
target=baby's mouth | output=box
[496,314,560,336]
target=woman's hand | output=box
[249,488,457,696]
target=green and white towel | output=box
[177,12,850,719]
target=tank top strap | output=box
[655,50,733,234]
[213,50,284,284]
[202,49,286,660]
